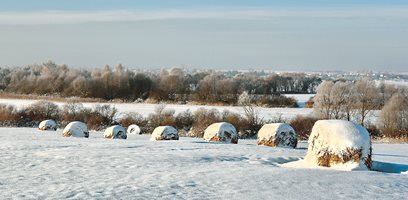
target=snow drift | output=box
[104,125,127,139]
[304,120,372,170]
[257,123,297,148]
[150,126,179,141]
[38,119,57,131]
[127,124,141,135]
[203,122,238,144]
[62,121,89,138]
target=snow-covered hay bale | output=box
[127,124,141,135]
[305,120,372,170]
[203,122,238,144]
[257,123,297,148]
[150,126,179,141]
[104,125,127,139]
[62,121,89,138]
[38,119,57,131]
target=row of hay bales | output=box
[39,120,137,139]
[38,119,294,146]
[38,119,372,169]
[39,120,178,141]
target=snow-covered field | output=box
[0,97,383,123]
[376,80,408,87]
[0,98,313,121]
[0,128,407,199]
[282,94,314,108]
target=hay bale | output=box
[38,119,57,131]
[150,126,179,141]
[203,122,238,144]
[257,123,297,148]
[127,124,141,135]
[305,120,372,170]
[104,125,127,139]
[62,121,89,138]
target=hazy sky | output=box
[0,0,407,71]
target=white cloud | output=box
[0,7,408,25]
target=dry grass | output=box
[153,135,179,141]
[0,92,107,103]
[372,137,408,144]
[208,134,238,144]
[62,131,71,137]
[290,115,319,140]
[257,138,276,147]
[316,147,372,169]
[257,135,297,148]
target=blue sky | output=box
[0,0,407,71]
[1,0,407,10]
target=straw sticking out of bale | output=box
[104,125,127,139]
[62,121,89,138]
[257,123,297,148]
[38,119,57,131]
[203,122,238,144]
[150,126,179,141]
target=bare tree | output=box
[313,81,334,119]
[353,79,380,125]
[63,99,85,119]
[238,91,264,136]
[330,81,350,119]
[329,81,356,120]
[379,93,408,137]
[340,82,356,121]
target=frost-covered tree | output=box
[331,81,354,120]
[238,91,263,136]
[353,79,380,125]
[379,93,408,137]
[237,91,252,106]
[313,81,334,119]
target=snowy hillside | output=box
[0,128,407,199]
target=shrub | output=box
[24,100,61,122]
[61,100,88,125]
[0,104,17,126]
[259,95,297,107]
[221,110,253,138]
[378,93,408,138]
[86,105,118,130]
[147,104,176,133]
[290,115,319,140]
[119,112,148,134]
[174,109,194,135]
[189,108,221,137]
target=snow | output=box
[127,124,141,135]
[203,122,238,144]
[257,123,297,148]
[0,127,407,199]
[300,120,372,170]
[150,126,179,141]
[103,125,127,139]
[376,80,408,87]
[38,120,57,131]
[282,94,314,108]
[62,121,89,138]
[0,98,313,121]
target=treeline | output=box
[0,61,321,107]
[313,79,408,139]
